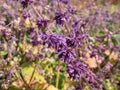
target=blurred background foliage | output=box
[0,0,120,90]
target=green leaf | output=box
[21,63,46,83]
[13,56,19,62]
[111,37,118,45]
[58,73,65,89]
[9,85,22,90]
[114,75,120,81]
[53,26,62,34]
[105,79,117,90]
[117,63,120,69]
[0,51,8,56]
[5,16,12,25]
[21,63,33,75]
[107,22,113,28]
[113,34,120,44]
[110,5,117,14]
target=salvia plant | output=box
[0,0,120,90]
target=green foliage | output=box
[9,86,23,90]
[114,74,120,81]
[5,16,12,25]
[112,34,120,45]
[53,26,62,34]
[0,51,8,56]
[105,79,117,90]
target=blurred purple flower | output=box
[66,37,77,48]
[7,68,15,82]
[98,44,105,52]
[59,0,69,4]
[22,11,31,19]
[54,12,67,26]
[67,59,98,83]
[75,84,83,90]
[68,5,77,13]
[20,0,28,8]
[36,17,49,28]
[106,32,112,39]
[20,0,34,8]
[40,33,66,51]
[31,32,41,46]
[5,28,12,37]
[90,49,98,58]
[35,54,43,59]
[109,43,114,51]
[58,49,76,62]
[104,62,113,71]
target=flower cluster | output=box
[54,12,67,26]
[22,11,31,19]
[20,0,34,8]
[1,0,120,90]
[36,17,49,28]
[67,60,98,82]
[32,31,99,88]
[59,0,70,4]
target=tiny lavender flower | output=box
[20,0,34,8]
[22,12,31,19]
[54,12,67,26]
[36,17,49,28]
[59,0,69,4]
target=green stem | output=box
[56,60,60,88]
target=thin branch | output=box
[29,64,37,85]
[31,4,42,18]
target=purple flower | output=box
[7,68,15,82]
[68,5,77,13]
[20,0,34,8]
[35,54,43,59]
[98,44,105,52]
[72,20,87,37]
[20,0,28,8]
[58,49,75,62]
[39,33,67,51]
[90,49,98,58]
[104,62,113,71]
[86,71,97,83]
[5,28,12,37]
[67,59,98,83]
[66,37,76,48]
[75,84,83,90]
[31,32,41,46]
[29,0,34,3]
[96,36,102,41]
[36,17,49,28]
[106,32,112,39]
[109,43,114,51]
[22,12,31,19]
[54,12,67,26]
[59,0,69,4]
[67,60,87,80]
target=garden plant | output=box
[0,0,120,90]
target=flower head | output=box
[22,11,31,19]
[36,17,49,28]
[59,0,69,4]
[20,0,34,8]
[54,12,67,26]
